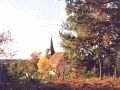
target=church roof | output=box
[48,52,64,65]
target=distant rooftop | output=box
[49,52,64,65]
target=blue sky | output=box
[0,0,66,58]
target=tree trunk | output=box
[114,66,117,78]
[99,59,103,78]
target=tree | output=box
[27,51,41,79]
[60,0,120,78]
[29,51,41,65]
[8,50,17,59]
[0,31,13,57]
[37,49,52,80]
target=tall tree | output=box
[60,0,120,78]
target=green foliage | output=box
[7,60,40,81]
[7,61,27,80]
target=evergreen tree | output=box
[60,0,120,78]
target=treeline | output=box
[60,0,120,79]
[0,60,38,80]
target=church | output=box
[48,37,66,79]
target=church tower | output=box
[50,36,55,56]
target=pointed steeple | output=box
[50,36,55,56]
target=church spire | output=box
[50,36,55,56]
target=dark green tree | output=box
[60,0,120,78]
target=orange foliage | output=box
[29,51,41,64]
[103,33,110,48]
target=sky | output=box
[0,0,66,59]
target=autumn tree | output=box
[37,49,52,80]
[60,0,120,78]
[27,51,41,79]
[29,51,41,66]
